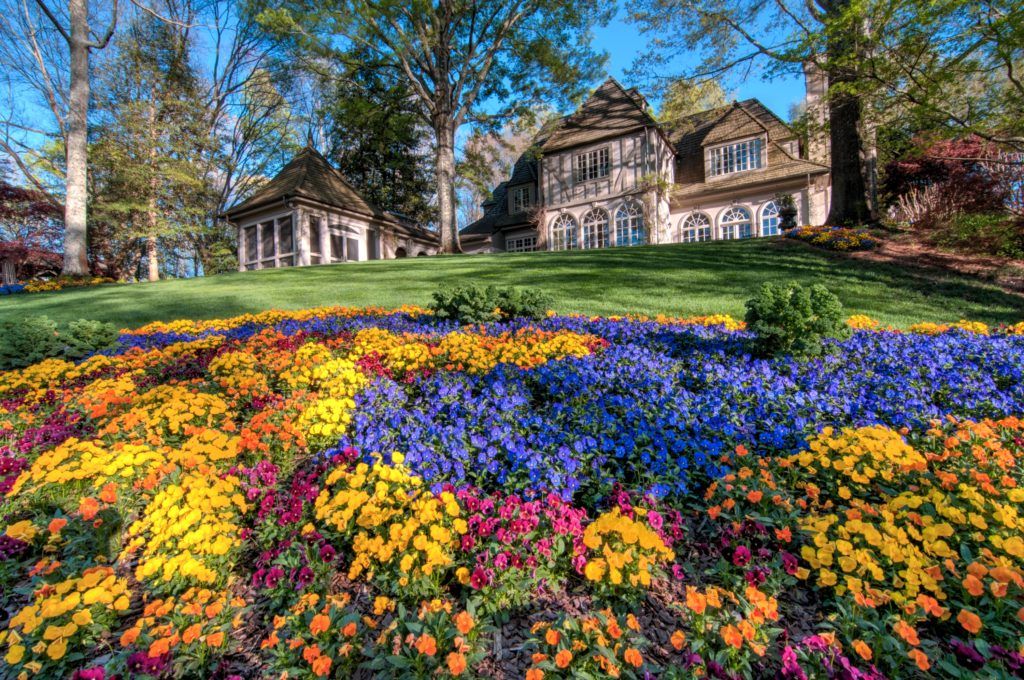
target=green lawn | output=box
[2,239,1022,329]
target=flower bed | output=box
[1,305,1024,678]
[0,276,118,296]
[786,225,880,251]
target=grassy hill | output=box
[2,239,1022,329]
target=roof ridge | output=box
[293,145,316,195]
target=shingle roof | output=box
[223,146,390,221]
[540,77,661,153]
[668,99,828,199]
[460,182,533,237]
[507,153,539,186]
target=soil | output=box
[848,230,1024,294]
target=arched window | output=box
[615,202,645,246]
[395,247,408,258]
[549,213,578,250]
[719,206,752,240]
[679,213,712,243]
[760,200,782,236]
[581,208,610,249]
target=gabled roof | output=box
[223,145,391,222]
[668,99,828,204]
[540,77,663,153]
[669,100,826,179]
[460,181,533,237]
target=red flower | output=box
[732,545,751,567]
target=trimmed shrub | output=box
[0,316,62,370]
[62,320,120,360]
[430,284,552,324]
[744,282,850,357]
[0,316,120,370]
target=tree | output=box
[318,48,435,225]
[862,0,1024,153]
[92,7,209,281]
[658,78,728,122]
[254,0,613,252]
[457,114,549,225]
[627,0,880,225]
[18,0,118,274]
[0,176,63,283]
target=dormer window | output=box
[511,185,532,213]
[707,137,764,177]
[574,147,610,183]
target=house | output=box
[460,75,830,253]
[222,146,438,270]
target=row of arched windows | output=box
[550,203,646,251]
[679,200,784,243]
[550,199,789,250]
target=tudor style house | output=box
[223,146,438,270]
[460,75,830,253]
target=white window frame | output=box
[707,137,765,178]
[573,147,610,183]
[510,185,532,213]
[549,213,578,251]
[760,200,782,237]
[719,206,753,240]
[581,208,610,249]
[614,202,645,247]
[679,212,712,243]
[506,235,537,252]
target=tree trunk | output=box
[824,83,870,225]
[146,236,159,282]
[63,0,91,275]
[146,99,160,282]
[434,119,461,253]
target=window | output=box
[708,137,764,177]
[615,202,645,246]
[760,200,782,236]
[276,217,294,267]
[330,230,345,262]
[309,217,322,264]
[574,147,610,183]
[719,206,753,239]
[243,226,258,270]
[346,237,359,261]
[680,213,712,243]
[549,213,578,250]
[259,221,276,268]
[511,185,532,213]
[581,208,610,249]
[506,235,537,252]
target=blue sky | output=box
[591,8,806,121]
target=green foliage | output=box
[430,285,553,324]
[935,212,1024,259]
[0,316,119,370]
[744,282,850,358]
[62,320,120,360]
[322,47,436,226]
[658,78,728,123]
[0,316,61,370]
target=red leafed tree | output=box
[0,180,64,283]
[884,137,1007,227]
